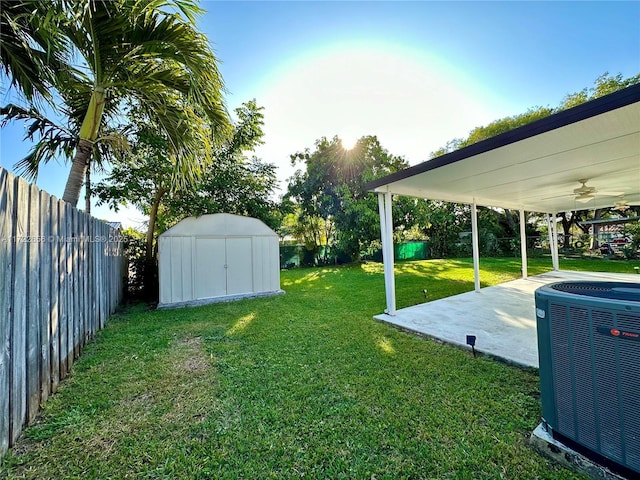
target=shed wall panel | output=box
[169,237,185,303]
[252,237,265,293]
[252,236,279,293]
[158,237,171,305]
[195,238,225,299]
[226,237,253,295]
[180,237,193,301]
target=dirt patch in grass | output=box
[87,435,117,455]
[174,336,210,374]
[7,439,40,457]
[181,356,209,373]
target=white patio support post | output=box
[377,192,389,311]
[377,191,396,315]
[519,209,528,279]
[471,200,480,292]
[551,212,560,270]
[546,214,554,269]
[547,213,560,271]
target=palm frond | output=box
[0,0,67,102]
[2,0,230,193]
[13,129,77,180]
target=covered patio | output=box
[366,85,640,367]
[375,269,640,368]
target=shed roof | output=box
[160,213,277,237]
[366,84,640,213]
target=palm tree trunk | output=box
[62,87,105,206]
[62,138,93,205]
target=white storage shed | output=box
[158,213,283,308]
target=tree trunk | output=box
[143,188,167,301]
[590,209,603,249]
[62,138,93,206]
[146,188,166,263]
[559,212,573,248]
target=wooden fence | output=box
[0,168,126,459]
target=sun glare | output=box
[254,43,511,187]
[340,134,358,150]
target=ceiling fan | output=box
[572,179,624,203]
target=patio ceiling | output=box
[366,84,640,213]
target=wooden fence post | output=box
[0,170,14,456]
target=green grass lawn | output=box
[1,257,635,479]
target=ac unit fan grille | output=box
[552,283,611,293]
[550,282,640,302]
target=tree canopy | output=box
[284,135,414,260]
[1,0,229,207]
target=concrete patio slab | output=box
[374,270,640,368]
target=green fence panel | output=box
[394,241,429,260]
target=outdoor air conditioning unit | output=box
[535,281,640,477]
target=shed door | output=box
[226,237,253,295]
[195,238,226,299]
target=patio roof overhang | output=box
[366,85,640,316]
[366,84,640,213]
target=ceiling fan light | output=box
[573,186,596,196]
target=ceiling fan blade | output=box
[598,190,625,196]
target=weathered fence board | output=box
[39,191,51,406]
[65,202,74,372]
[58,202,69,381]
[27,183,40,423]
[0,169,12,456]
[0,168,125,459]
[50,199,60,394]
[11,177,29,444]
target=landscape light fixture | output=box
[466,335,477,358]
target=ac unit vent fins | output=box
[550,281,640,302]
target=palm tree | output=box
[1,0,229,207]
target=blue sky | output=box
[1,0,639,227]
